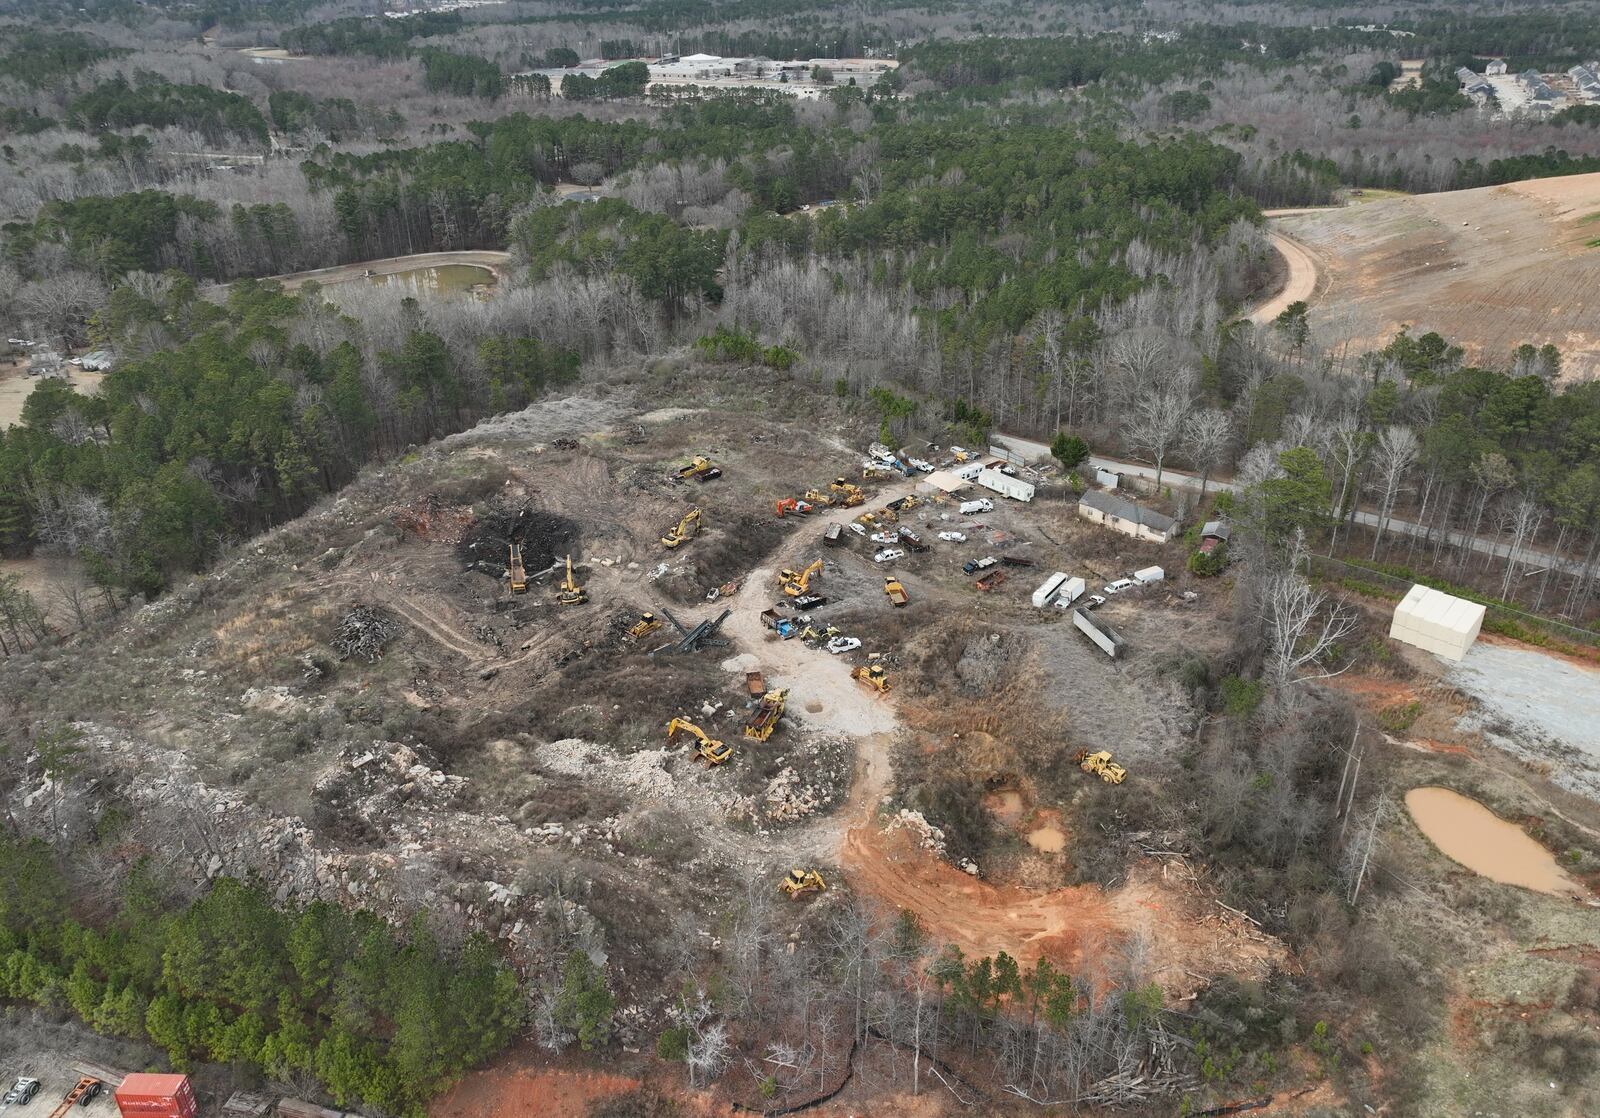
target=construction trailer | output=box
[1071,608,1126,659]
[1133,565,1165,585]
[1389,583,1485,661]
[977,468,1035,502]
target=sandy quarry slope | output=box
[1277,173,1600,377]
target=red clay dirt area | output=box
[841,823,1287,1000]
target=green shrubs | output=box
[694,325,796,369]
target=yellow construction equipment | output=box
[668,717,732,766]
[661,508,702,549]
[507,544,527,594]
[1074,749,1127,784]
[830,478,865,508]
[558,554,587,605]
[779,868,826,899]
[852,664,891,693]
[887,494,921,513]
[803,489,834,507]
[883,576,909,607]
[779,558,823,597]
[676,456,723,482]
[627,612,662,640]
[744,688,788,741]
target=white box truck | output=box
[1032,572,1068,608]
[1057,576,1087,606]
[1134,566,1165,585]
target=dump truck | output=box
[761,608,798,639]
[661,508,702,549]
[852,663,891,692]
[743,688,788,741]
[823,523,843,547]
[676,456,722,482]
[898,528,928,552]
[668,717,732,765]
[1073,749,1127,784]
[883,576,909,606]
[780,868,826,899]
[745,669,767,696]
[507,544,527,594]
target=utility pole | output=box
[1350,791,1385,906]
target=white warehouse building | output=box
[1389,584,1486,661]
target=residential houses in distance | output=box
[1457,58,1600,115]
[523,53,897,99]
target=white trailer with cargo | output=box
[1033,572,1068,608]
[1133,566,1165,585]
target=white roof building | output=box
[1389,584,1486,661]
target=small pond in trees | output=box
[367,265,496,297]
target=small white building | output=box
[1077,490,1178,544]
[1487,59,1508,76]
[1389,584,1486,661]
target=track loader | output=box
[668,717,732,766]
[852,663,891,693]
[780,868,826,899]
[830,478,865,508]
[661,508,702,549]
[627,612,662,640]
[803,489,834,507]
[779,558,824,597]
[743,688,788,741]
[558,554,587,605]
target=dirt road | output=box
[256,250,513,292]
[1248,229,1320,326]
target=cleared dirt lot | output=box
[1278,172,1600,377]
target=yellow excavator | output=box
[743,688,788,741]
[779,558,823,597]
[627,612,662,640]
[661,508,702,549]
[852,664,891,693]
[558,554,587,605]
[675,456,723,482]
[1074,749,1127,784]
[830,477,865,508]
[507,544,527,594]
[780,868,826,899]
[668,717,732,766]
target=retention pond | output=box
[1405,786,1586,898]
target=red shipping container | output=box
[114,1075,197,1118]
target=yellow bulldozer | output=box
[779,558,823,597]
[627,612,662,640]
[558,554,587,605]
[1074,749,1127,784]
[779,868,826,899]
[743,688,788,741]
[507,544,527,594]
[668,717,732,766]
[803,489,834,507]
[830,477,865,508]
[852,664,891,693]
[661,508,702,549]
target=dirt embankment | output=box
[1276,172,1600,377]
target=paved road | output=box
[992,434,1589,576]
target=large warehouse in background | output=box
[1389,584,1487,661]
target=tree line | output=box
[0,837,521,1116]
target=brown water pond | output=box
[368,264,496,296]
[1405,786,1586,898]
